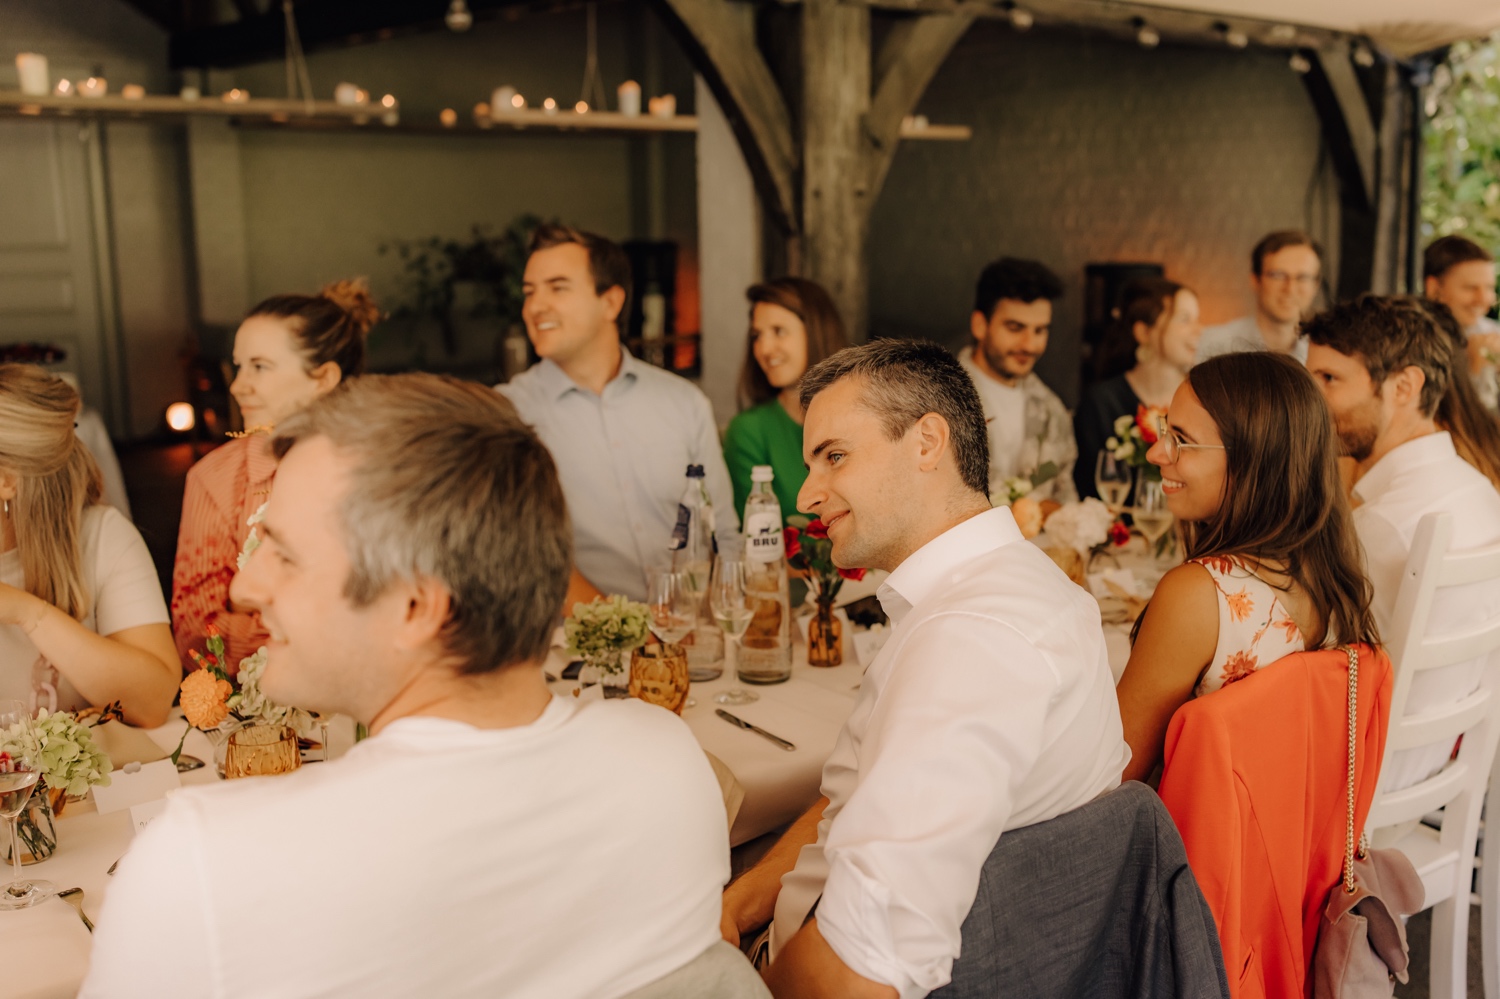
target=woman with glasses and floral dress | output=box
[1114,352,1379,783]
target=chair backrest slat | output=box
[1372,511,1500,834]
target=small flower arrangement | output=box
[1105,405,1166,480]
[998,460,1061,507]
[565,595,652,676]
[0,709,112,800]
[784,516,866,605]
[1044,498,1131,556]
[173,628,311,764]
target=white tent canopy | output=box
[1133,0,1500,58]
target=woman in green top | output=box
[723,277,847,519]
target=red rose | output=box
[1108,520,1131,547]
[783,527,801,561]
[837,567,867,581]
[805,519,829,539]
[1135,405,1163,445]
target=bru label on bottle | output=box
[668,504,691,550]
[744,511,784,563]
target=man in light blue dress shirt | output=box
[1196,230,1323,366]
[498,224,738,604]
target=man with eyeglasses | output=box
[1196,230,1324,365]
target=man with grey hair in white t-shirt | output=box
[82,374,748,999]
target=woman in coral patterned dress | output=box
[171,280,377,673]
[1115,352,1380,783]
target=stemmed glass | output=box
[0,700,55,910]
[1132,478,1175,568]
[647,566,698,647]
[1095,451,1135,516]
[709,554,758,706]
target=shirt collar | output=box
[957,345,1030,392]
[876,506,1023,625]
[533,347,640,401]
[1353,431,1457,505]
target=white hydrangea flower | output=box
[233,648,312,733]
[1045,498,1117,554]
[236,502,269,571]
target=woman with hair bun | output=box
[171,279,378,672]
[0,365,178,726]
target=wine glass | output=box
[1095,451,1135,516]
[647,566,697,647]
[0,700,55,910]
[709,554,758,706]
[1132,478,1175,567]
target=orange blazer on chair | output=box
[1157,644,1392,999]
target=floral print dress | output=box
[1191,555,1306,697]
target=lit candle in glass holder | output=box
[439,107,458,127]
[617,80,641,116]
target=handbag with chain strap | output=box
[1311,646,1425,998]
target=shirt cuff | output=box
[816,856,951,999]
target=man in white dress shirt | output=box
[1424,235,1500,410]
[82,375,734,999]
[1196,230,1323,365]
[724,340,1128,998]
[1306,297,1500,790]
[500,224,738,604]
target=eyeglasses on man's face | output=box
[1260,270,1320,289]
[1156,415,1227,464]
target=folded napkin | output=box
[91,720,168,769]
[4,897,92,999]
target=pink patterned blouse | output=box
[1191,555,1307,697]
[170,434,275,674]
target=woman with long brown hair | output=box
[172,279,377,673]
[1421,297,1500,491]
[1116,352,1379,782]
[0,365,178,726]
[722,277,846,518]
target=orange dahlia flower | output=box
[180,669,232,729]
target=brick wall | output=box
[869,21,1341,407]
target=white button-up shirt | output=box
[771,507,1129,998]
[1353,431,1500,791]
[499,351,739,601]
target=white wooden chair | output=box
[1366,512,1500,999]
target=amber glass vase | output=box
[224,724,301,779]
[629,642,691,714]
[807,600,842,667]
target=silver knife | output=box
[716,709,796,751]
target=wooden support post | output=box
[802,0,872,337]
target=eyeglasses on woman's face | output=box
[1156,414,1227,465]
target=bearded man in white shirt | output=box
[82,375,737,999]
[723,339,1129,999]
[1306,296,1500,790]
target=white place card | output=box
[91,759,180,815]
[127,797,169,835]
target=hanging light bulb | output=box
[1270,24,1298,43]
[1005,3,1034,31]
[1288,51,1312,74]
[1352,41,1376,68]
[445,0,473,32]
[1133,18,1160,49]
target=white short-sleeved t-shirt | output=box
[0,505,168,711]
[82,697,731,999]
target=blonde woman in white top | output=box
[0,365,177,727]
[1115,351,1380,784]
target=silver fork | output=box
[58,887,93,932]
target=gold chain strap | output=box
[1342,645,1359,895]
